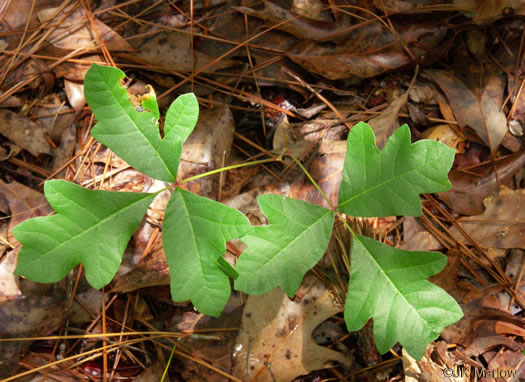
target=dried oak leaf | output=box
[449,186,524,249]
[233,276,352,381]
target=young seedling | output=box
[13,64,463,359]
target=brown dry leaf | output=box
[64,80,85,114]
[0,92,23,108]
[449,186,524,249]
[111,236,169,293]
[178,106,236,198]
[499,249,524,314]
[288,139,345,208]
[33,94,75,141]
[425,68,507,151]
[0,249,19,302]
[486,348,525,380]
[440,295,524,346]
[376,0,450,13]
[287,21,447,80]
[400,216,443,251]
[272,115,312,158]
[170,307,243,382]
[438,151,525,215]
[455,0,525,24]
[367,92,408,149]
[233,276,352,381]
[0,222,8,254]
[220,157,259,201]
[464,319,525,358]
[134,360,166,382]
[0,0,51,32]
[136,31,237,74]
[0,281,66,378]
[420,124,464,150]
[0,110,52,156]
[428,248,469,304]
[0,180,53,302]
[52,54,103,81]
[402,344,459,382]
[291,0,332,22]
[408,81,440,104]
[37,6,133,51]
[50,123,76,173]
[0,180,52,243]
[224,140,345,215]
[234,2,350,42]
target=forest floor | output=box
[0,0,524,381]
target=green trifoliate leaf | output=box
[337,122,455,217]
[345,234,463,359]
[13,180,155,289]
[84,64,198,182]
[162,188,251,317]
[235,195,334,297]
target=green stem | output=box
[289,154,357,237]
[161,344,177,382]
[289,154,333,209]
[180,158,277,183]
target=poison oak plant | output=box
[13,64,463,359]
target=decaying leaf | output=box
[455,0,525,24]
[0,250,20,302]
[367,92,408,149]
[233,276,352,381]
[0,180,54,304]
[288,139,346,208]
[440,295,524,346]
[178,106,236,198]
[0,110,52,156]
[38,6,133,51]
[426,68,507,151]
[136,31,237,73]
[272,115,312,159]
[234,2,351,42]
[0,179,53,243]
[287,21,447,79]
[64,79,86,113]
[402,344,458,382]
[420,124,464,150]
[438,151,525,215]
[0,282,66,378]
[449,186,524,249]
[400,216,443,251]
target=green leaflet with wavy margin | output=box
[235,195,334,297]
[344,234,463,359]
[337,122,455,217]
[84,64,198,182]
[13,180,155,289]
[163,188,251,316]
